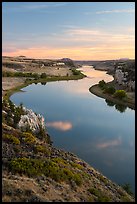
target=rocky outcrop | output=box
[17,107,45,134]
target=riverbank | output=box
[89,84,135,110]
[2,72,86,100]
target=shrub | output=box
[88,188,100,197]
[9,100,15,112]
[9,158,44,176]
[73,174,82,186]
[120,196,132,202]
[98,175,108,185]
[9,157,82,185]
[3,134,20,145]
[70,161,83,170]
[40,73,47,78]
[113,90,127,99]
[98,195,111,202]
[34,145,50,156]
[88,187,111,202]
[52,157,67,166]
[71,69,81,75]
[98,80,106,89]
[103,86,116,94]
[22,132,36,144]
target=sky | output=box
[2,2,135,60]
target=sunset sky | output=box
[2,2,135,60]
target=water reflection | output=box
[46,121,72,131]
[115,104,127,113]
[34,82,47,85]
[41,82,47,85]
[105,99,127,113]
[96,136,122,149]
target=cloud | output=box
[96,9,135,14]
[96,137,122,149]
[23,2,68,10]
[2,26,135,60]
[2,43,135,60]
[2,2,68,13]
[46,121,72,131]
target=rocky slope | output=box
[2,100,135,202]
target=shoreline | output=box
[3,72,86,100]
[89,83,135,110]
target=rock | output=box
[17,107,46,134]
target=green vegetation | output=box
[2,71,47,79]
[88,187,100,197]
[40,73,47,78]
[2,99,25,127]
[98,175,108,185]
[22,132,36,144]
[52,157,67,166]
[97,195,111,202]
[72,173,82,186]
[9,157,82,186]
[3,134,20,145]
[103,86,116,94]
[34,145,50,156]
[121,183,133,196]
[88,187,111,202]
[71,68,82,75]
[120,195,133,202]
[113,90,127,99]
[2,71,39,78]
[98,80,107,90]
[98,81,127,100]
[70,161,83,170]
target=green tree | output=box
[98,80,106,89]
[103,86,116,94]
[113,90,127,99]
[41,73,47,78]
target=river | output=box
[10,65,135,193]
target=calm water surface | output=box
[10,66,135,192]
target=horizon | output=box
[2,55,135,62]
[2,2,135,60]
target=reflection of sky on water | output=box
[46,121,72,131]
[10,66,135,193]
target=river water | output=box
[10,66,135,193]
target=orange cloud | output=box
[3,28,135,60]
[96,137,121,149]
[46,121,72,131]
[2,44,135,60]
